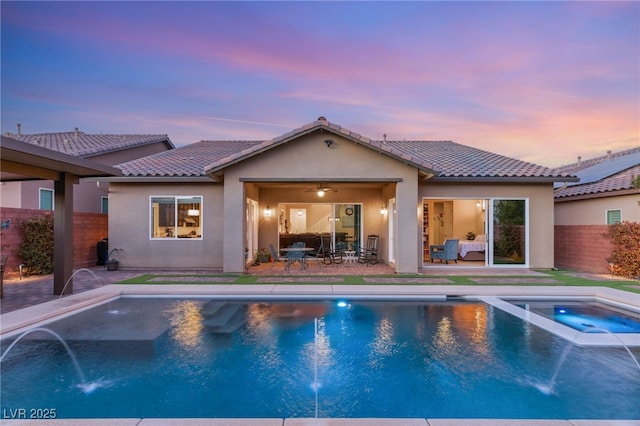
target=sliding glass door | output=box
[278,203,362,252]
[489,199,527,266]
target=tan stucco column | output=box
[394,176,420,274]
[222,177,246,273]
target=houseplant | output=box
[105,248,123,271]
[257,248,270,263]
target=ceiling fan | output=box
[304,185,337,197]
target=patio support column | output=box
[222,177,245,273]
[395,176,419,274]
[53,172,78,295]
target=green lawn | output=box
[117,269,640,293]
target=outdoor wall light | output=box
[324,139,334,148]
[380,206,388,215]
[264,206,272,217]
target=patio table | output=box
[281,247,314,270]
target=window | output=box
[39,188,54,210]
[606,209,621,225]
[101,196,109,214]
[150,196,202,239]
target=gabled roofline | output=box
[203,119,438,179]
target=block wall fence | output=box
[554,225,613,275]
[0,207,108,279]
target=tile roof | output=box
[5,131,174,158]
[116,118,577,182]
[382,140,565,180]
[553,147,640,199]
[117,140,262,177]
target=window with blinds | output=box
[606,209,621,225]
[39,188,54,210]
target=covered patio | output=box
[0,135,121,295]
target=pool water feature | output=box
[1,297,639,420]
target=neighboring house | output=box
[0,128,174,213]
[553,147,640,274]
[104,117,575,274]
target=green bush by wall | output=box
[606,221,640,279]
[18,214,54,275]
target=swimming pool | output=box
[1,297,639,420]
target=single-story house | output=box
[1,127,174,213]
[104,117,577,274]
[553,147,640,274]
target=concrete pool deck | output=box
[1,268,639,425]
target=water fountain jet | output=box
[1,327,105,394]
[58,268,102,297]
[534,326,640,395]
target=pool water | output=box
[1,298,639,419]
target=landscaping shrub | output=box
[18,214,54,275]
[605,221,640,279]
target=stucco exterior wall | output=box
[108,182,223,269]
[0,180,108,213]
[555,194,640,225]
[420,183,555,268]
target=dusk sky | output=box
[1,1,638,167]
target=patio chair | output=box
[269,244,286,269]
[317,235,332,264]
[332,241,346,265]
[429,239,459,264]
[358,235,379,266]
